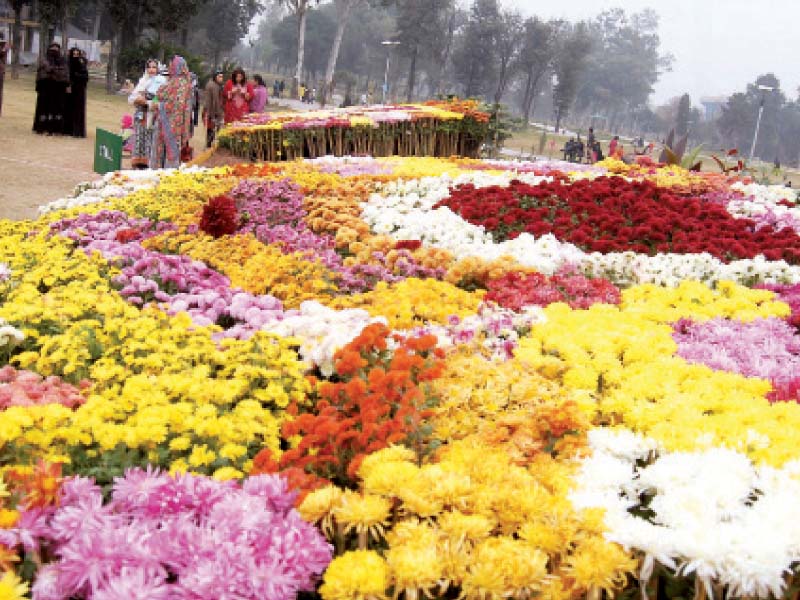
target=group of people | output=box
[562,128,630,164]
[298,83,316,104]
[199,68,269,148]
[32,42,89,137]
[127,56,197,169]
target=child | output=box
[121,114,134,155]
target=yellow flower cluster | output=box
[516,284,800,465]
[431,352,591,462]
[0,226,308,476]
[328,278,484,329]
[305,443,637,600]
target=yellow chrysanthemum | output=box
[0,571,29,600]
[319,550,389,600]
[562,537,638,597]
[298,485,344,538]
[387,541,446,599]
[333,491,392,541]
[0,509,20,529]
[461,537,548,599]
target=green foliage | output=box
[118,40,209,84]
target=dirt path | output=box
[0,70,204,221]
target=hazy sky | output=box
[501,0,797,105]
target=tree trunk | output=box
[11,4,23,80]
[406,44,418,102]
[106,31,117,94]
[158,27,167,63]
[92,4,102,40]
[520,69,533,118]
[61,7,69,53]
[493,58,509,106]
[433,7,457,98]
[292,3,308,99]
[180,27,188,48]
[320,0,355,108]
[555,108,562,133]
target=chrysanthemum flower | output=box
[319,550,389,600]
[298,485,344,537]
[334,491,392,543]
[0,570,29,600]
[460,536,548,599]
[387,541,446,600]
[562,536,638,597]
[437,511,494,548]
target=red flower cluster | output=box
[252,323,445,498]
[199,195,239,238]
[394,240,422,251]
[436,177,800,263]
[485,269,621,311]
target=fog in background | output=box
[502,0,797,102]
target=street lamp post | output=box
[381,41,401,105]
[749,85,775,162]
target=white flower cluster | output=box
[570,429,800,599]
[365,175,800,287]
[261,301,386,376]
[0,318,24,348]
[38,166,209,215]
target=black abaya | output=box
[64,55,89,137]
[33,50,70,135]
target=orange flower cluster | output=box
[3,461,63,509]
[252,323,446,497]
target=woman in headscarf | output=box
[150,56,193,169]
[128,59,164,169]
[33,42,70,135]
[63,47,89,137]
[223,68,253,124]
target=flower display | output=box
[2,155,800,598]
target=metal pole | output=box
[382,54,390,105]
[749,98,765,162]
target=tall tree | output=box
[491,8,522,105]
[274,0,321,98]
[451,0,500,99]
[393,0,451,102]
[319,0,363,106]
[574,9,672,129]
[552,22,591,132]
[146,0,206,60]
[194,0,264,69]
[516,17,561,125]
[9,0,30,80]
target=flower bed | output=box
[1,156,800,599]
[217,101,491,161]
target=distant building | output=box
[0,0,39,65]
[700,96,727,122]
[1,3,102,65]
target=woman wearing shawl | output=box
[63,47,89,137]
[128,59,165,169]
[150,56,193,170]
[33,42,70,135]
[223,68,253,124]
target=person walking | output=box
[33,42,70,135]
[149,56,193,169]
[203,70,224,148]
[250,74,268,113]
[223,68,253,124]
[586,127,595,162]
[63,47,89,137]
[128,59,165,169]
[273,80,280,100]
[609,135,620,159]
[279,80,285,98]
[0,33,10,117]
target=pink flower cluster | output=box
[0,366,88,409]
[757,283,800,328]
[1,470,332,600]
[672,317,800,399]
[51,212,290,336]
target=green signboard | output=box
[93,128,123,175]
